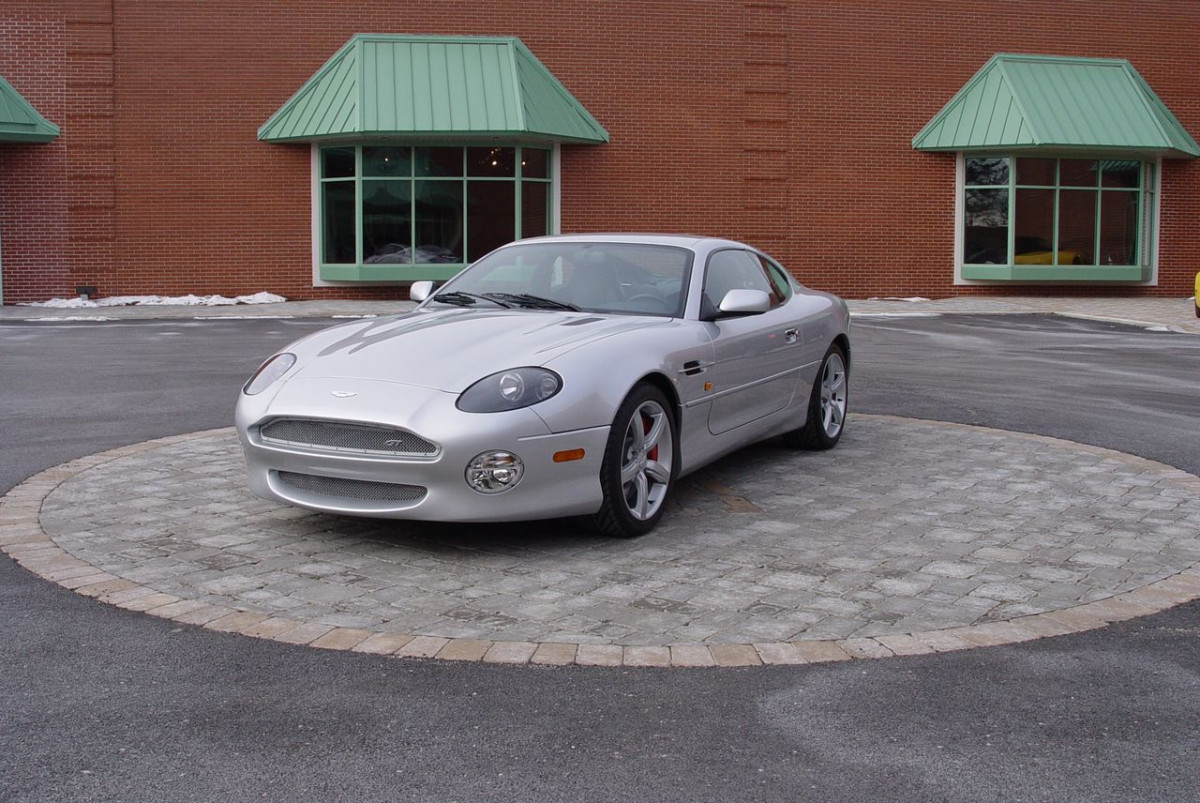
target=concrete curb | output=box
[3,419,1199,668]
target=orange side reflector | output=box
[553,449,586,463]
[704,382,713,391]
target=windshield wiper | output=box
[432,291,512,308]
[487,293,580,312]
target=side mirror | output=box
[718,288,771,316]
[409,280,434,303]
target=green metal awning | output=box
[913,54,1199,158]
[259,34,608,145]
[0,73,59,143]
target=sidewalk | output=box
[849,296,1200,334]
[1,295,1197,334]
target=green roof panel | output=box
[914,55,1199,158]
[0,73,59,144]
[260,35,608,144]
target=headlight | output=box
[242,353,296,395]
[456,367,562,413]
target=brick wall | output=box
[65,0,116,300]
[780,0,1200,298]
[0,1,69,304]
[2,0,1198,302]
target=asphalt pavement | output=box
[1,311,1198,802]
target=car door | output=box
[702,249,803,435]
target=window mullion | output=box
[1138,164,1148,266]
[351,147,361,266]
[515,146,523,239]
[406,146,413,265]
[1007,157,1015,265]
[1051,159,1060,266]
[461,172,468,263]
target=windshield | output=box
[430,242,693,317]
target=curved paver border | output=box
[3,417,1200,668]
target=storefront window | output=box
[962,156,1152,278]
[317,145,553,281]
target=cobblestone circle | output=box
[3,415,1200,667]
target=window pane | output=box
[362,180,412,264]
[964,188,1008,263]
[1101,160,1141,189]
[1013,188,1057,263]
[1057,189,1096,264]
[521,148,549,179]
[1099,191,1139,265]
[965,157,1008,186]
[468,147,515,178]
[414,181,463,263]
[322,147,354,179]
[467,181,515,261]
[705,250,779,306]
[1015,157,1055,186]
[521,181,549,238]
[363,146,410,177]
[322,182,356,264]
[415,147,463,177]
[446,242,691,317]
[1059,159,1098,188]
[759,257,793,299]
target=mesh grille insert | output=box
[260,418,437,457]
[276,471,427,504]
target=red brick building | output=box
[2,0,1198,305]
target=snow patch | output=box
[20,292,287,308]
[865,296,932,303]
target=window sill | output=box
[320,264,463,282]
[961,264,1147,282]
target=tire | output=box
[592,383,676,538]
[783,343,849,450]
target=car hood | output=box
[286,307,671,392]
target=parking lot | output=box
[1,307,1198,801]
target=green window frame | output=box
[318,145,553,282]
[961,156,1155,282]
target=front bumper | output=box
[235,376,609,522]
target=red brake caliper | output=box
[644,411,657,462]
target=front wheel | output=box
[783,343,848,450]
[592,383,676,538]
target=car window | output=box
[704,249,783,308]
[758,255,793,300]
[476,256,541,289]
[437,242,693,317]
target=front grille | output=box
[277,471,428,504]
[259,418,438,457]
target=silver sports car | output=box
[236,234,850,537]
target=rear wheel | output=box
[783,343,848,450]
[592,383,676,538]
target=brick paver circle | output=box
[3,415,1199,667]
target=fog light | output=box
[465,451,524,494]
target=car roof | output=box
[507,233,752,251]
